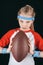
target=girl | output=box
[0,5,43,65]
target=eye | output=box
[20,20,23,23]
[26,21,30,23]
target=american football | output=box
[11,30,30,62]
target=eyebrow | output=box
[26,21,30,22]
[20,20,23,22]
[20,20,30,23]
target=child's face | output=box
[18,13,34,30]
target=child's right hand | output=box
[7,43,12,53]
[0,47,3,53]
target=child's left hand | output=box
[40,51,43,57]
[28,40,34,55]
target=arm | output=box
[34,31,43,51]
[0,29,15,47]
[0,43,12,54]
[28,39,43,58]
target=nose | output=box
[23,21,27,25]
[22,23,27,28]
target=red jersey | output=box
[0,28,43,51]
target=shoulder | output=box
[6,28,20,33]
[30,30,40,35]
[29,30,42,38]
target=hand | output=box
[0,47,3,49]
[7,43,12,52]
[0,47,3,53]
[40,51,43,57]
[28,40,34,55]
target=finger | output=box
[28,44,31,48]
[0,47,3,49]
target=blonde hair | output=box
[18,5,35,17]
[18,5,36,30]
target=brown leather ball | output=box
[11,30,30,62]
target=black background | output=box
[0,0,43,65]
